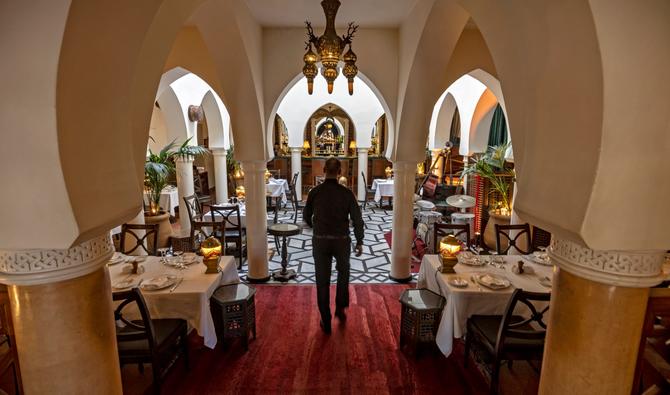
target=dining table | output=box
[108,253,240,349]
[372,178,394,202]
[266,178,289,203]
[417,253,554,356]
[144,185,180,216]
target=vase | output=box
[482,212,511,252]
[144,211,172,250]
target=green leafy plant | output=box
[144,137,208,215]
[460,143,515,212]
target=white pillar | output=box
[357,148,369,201]
[462,156,469,192]
[212,148,228,204]
[390,161,416,282]
[290,147,302,199]
[241,160,270,282]
[175,156,195,231]
[0,234,122,394]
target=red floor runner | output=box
[123,284,487,395]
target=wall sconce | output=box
[302,140,311,156]
[349,140,357,156]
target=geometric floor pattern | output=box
[238,203,417,284]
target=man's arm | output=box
[303,188,316,228]
[349,191,364,246]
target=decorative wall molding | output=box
[0,234,114,286]
[549,238,666,288]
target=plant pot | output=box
[144,211,172,250]
[483,212,511,252]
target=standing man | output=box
[303,157,364,334]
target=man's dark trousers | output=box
[313,236,351,324]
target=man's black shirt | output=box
[303,178,364,245]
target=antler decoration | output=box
[342,22,358,45]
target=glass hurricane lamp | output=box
[438,234,462,273]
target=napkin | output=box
[479,274,506,287]
[121,264,145,275]
[142,276,172,290]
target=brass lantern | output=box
[438,235,462,273]
[303,0,359,95]
[200,236,222,274]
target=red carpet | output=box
[122,284,488,394]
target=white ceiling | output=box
[244,0,419,28]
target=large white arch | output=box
[428,92,457,149]
[268,71,394,159]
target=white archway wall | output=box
[277,75,383,149]
[148,106,168,153]
[469,88,498,154]
[428,93,457,150]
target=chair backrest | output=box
[290,172,299,188]
[361,171,368,188]
[495,289,551,360]
[269,169,280,179]
[119,223,159,256]
[189,218,225,251]
[193,166,205,195]
[289,173,300,203]
[531,226,552,251]
[210,204,242,232]
[113,288,156,351]
[183,194,203,224]
[495,223,531,255]
[315,175,325,186]
[433,223,470,251]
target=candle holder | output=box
[438,234,462,273]
[200,236,222,274]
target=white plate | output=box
[457,253,487,266]
[112,278,137,290]
[475,274,511,290]
[539,276,552,288]
[448,277,469,288]
[140,275,179,291]
[528,254,552,266]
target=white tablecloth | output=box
[417,254,553,356]
[144,186,180,216]
[372,179,394,202]
[109,254,240,349]
[267,178,289,203]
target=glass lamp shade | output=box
[303,140,311,150]
[385,166,393,179]
[235,186,246,198]
[200,236,222,274]
[439,234,461,274]
[349,140,357,150]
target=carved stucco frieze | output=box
[0,234,114,286]
[549,238,666,288]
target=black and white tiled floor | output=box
[239,204,417,284]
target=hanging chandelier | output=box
[302,0,359,95]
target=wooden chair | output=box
[287,173,304,224]
[494,223,532,255]
[531,226,552,251]
[633,288,670,395]
[183,194,204,224]
[360,172,376,210]
[465,289,550,395]
[314,175,325,186]
[211,204,246,269]
[113,288,188,395]
[193,166,212,209]
[119,224,159,256]
[189,218,225,252]
[433,223,470,253]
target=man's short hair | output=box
[324,157,341,177]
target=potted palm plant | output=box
[145,138,209,247]
[460,143,515,249]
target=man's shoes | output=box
[320,320,332,334]
[335,308,347,323]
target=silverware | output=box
[169,278,183,293]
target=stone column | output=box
[539,239,665,394]
[389,161,415,282]
[0,234,122,394]
[241,160,270,282]
[175,155,195,230]
[431,149,444,182]
[290,147,302,199]
[357,148,369,201]
[462,156,469,192]
[212,148,228,204]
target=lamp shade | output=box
[439,234,462,258]
[200,236,222,260]
[349,140,357,150]
[303,140,311,150]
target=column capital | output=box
[289,147,303,153]
[357,147,370,153]
[549,238,666,287]
[211,147,227,156]
[0,233,114,286]
[175,154,195,163]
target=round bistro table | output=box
[267,223,301,282]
